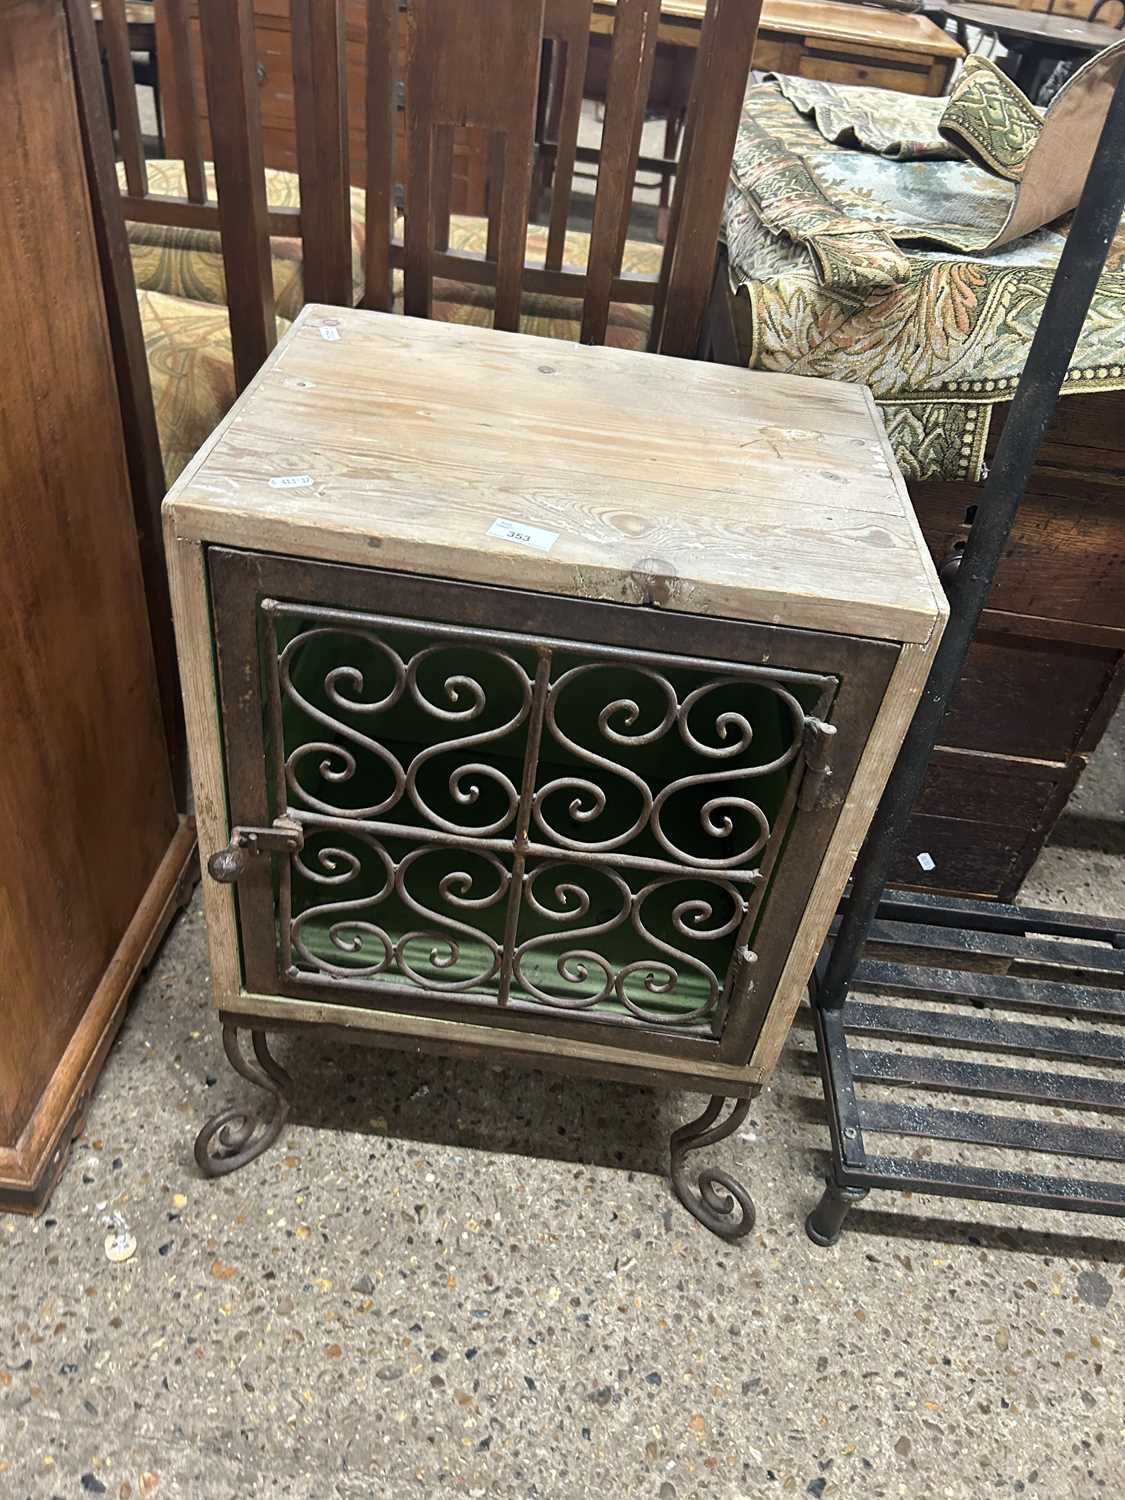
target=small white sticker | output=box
[487,517,559,553]
[319,325,342,342]
[269,474,314,490]
[916,851,936,872]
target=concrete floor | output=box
[2,702,1123,1499]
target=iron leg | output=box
[194,1024,292,1177]
[806,1173,867,1247]
[669,1094,756,1240]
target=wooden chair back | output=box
[75,0,760,388]
[1087,0,1125,25]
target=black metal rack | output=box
[808,890,1125,1242]
[806,67,1125,1244]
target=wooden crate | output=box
[164,306,945,1173]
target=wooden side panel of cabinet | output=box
[0,0,195,1212]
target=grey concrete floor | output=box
[2,704,1123,1499]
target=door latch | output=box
[207,818,304,884]
[798,718,838,810]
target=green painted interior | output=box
[269,616,822,1029]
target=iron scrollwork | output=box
[260,601,834,1036]
[194,1026,292,1177]
[669,1095,756,1239]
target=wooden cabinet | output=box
[899,392,1125,901]
[165,307,945,1232]
[587,0,965,96]
[0,0,194,1211]
[750,0,964,96]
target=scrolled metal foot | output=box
[805,1173,867,1247]
[194,1025,292,1178]
[669,1095,755,1240]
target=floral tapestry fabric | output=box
[138,289,290,485]
[725,79,1125,483]
[771,75,958,161]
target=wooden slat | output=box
[363,0,397,312]
[651,0,761,357]
[401,0,433,322]
[198,0,276,390]
[494,128,538,332]
[64,0,186,809]
[389,238,659,302]
[161,0,206,204]
[544,0,593,271]
[485,130,505,267]
[402,0,545,330]
[119,193,300,238]
[291,0,354,306]
[100,0,148,197]
[580,0,659,344]
[431,124,454,253]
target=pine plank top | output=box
[165,306,947,644]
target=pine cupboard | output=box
[165,307,946,1234]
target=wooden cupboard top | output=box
[164,306,946,644]
[761,0,965,55]
[592,0,964,57]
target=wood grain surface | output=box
[593,0,964,58]
[0,0,178,1169]
[166,306,946,644]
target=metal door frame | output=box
[209,546,898,1067]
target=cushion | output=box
[122,161,663,349]
[138,289,290,484]
[120,161,367,321]
[432,216,662,350]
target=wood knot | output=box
[631,556,679,608]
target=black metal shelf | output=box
[808,895,1125,1243]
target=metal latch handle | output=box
[207,818,304,884]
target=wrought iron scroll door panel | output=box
[211,549,899,1067]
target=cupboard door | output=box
[208,547,897,1065]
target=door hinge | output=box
[207,818,304,884]
[729,945,758,997]
[798,717,838,810]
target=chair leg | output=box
[151,56,164,155]
[806,1173,868,1247]
[659,109,683,210]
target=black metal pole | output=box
[818,68,1125,1013]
